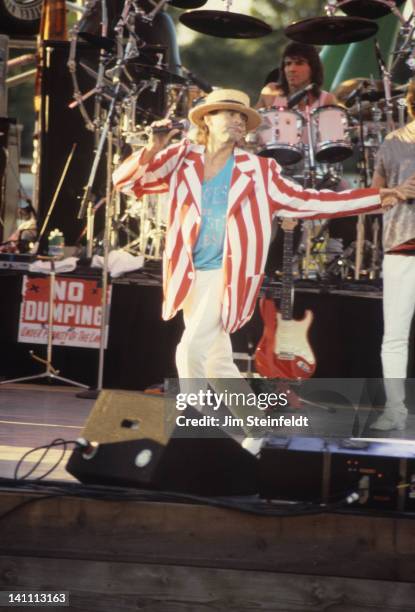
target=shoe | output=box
[370,413,407,431]
[242,437,264,455]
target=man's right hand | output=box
[145,119,182,154]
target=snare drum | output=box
[311,105,353,164]
[256,108,304,165]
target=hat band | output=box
[212,99,245,105]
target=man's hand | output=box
[141,119,182,163]
[397,173,415,200]
[379,182,415,210]
[147,119,182,151]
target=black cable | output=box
[14,439,82,481]
[0,476,358,521]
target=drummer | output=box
[256,42,336,111]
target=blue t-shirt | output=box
[193,155,234,270]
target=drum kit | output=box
[67,0,415,280]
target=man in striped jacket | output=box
[113,88,413,385]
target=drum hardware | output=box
[285,16,378,45]
[123,59,189,85]
[179,0,273,39]
[369,217,381,279]
[397,96,407,127]
[78,31,116,51]
[374,40,395,132]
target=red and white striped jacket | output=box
[113,140,380,333]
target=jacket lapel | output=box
[227,148,256,218]
[181,144,204,215]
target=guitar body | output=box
[255,297,316,380]
[255,222,317,380]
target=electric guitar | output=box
[255,219,316,379]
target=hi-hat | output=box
[179,10,272,39]
[285,16,378,45]
[169,0,206,7]
[337,0,405,20]
[124,60,188,85]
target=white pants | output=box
[175,269,258,432]
[381,254,415,408]
[175,269,241,379]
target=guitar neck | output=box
[281,228,294,320]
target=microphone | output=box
[150,119,190,134]
[286,83,316,109]
[344,81,368,107]
[182,67,213,93]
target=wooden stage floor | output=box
[1,382,415,485]
[0,383,94,482]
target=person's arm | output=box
[255,83,281,109]
[266,158,414,219]
[112,120,184,197]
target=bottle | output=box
[48,229,65,258]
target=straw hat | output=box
[188,88,261,132]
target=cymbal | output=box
[337,0,405,20]
[285,16,378,45]
[179,10,272,39]
[124,60,188,85]
[169,0,206,7]
[78,32,115,51]
[334,78,401,104]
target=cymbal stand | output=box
[354,92,370,279]
[84,1,109,257]
[0,260,89,388]
[77,0,139,244]
[378,64,395,133]
[369,217,381,280]
[302,101,318,279]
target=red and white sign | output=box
[18,276,112,349]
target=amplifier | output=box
[259,436,415,511]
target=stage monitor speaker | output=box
[66,389,258,496]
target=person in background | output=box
[370,80,415,431]
[256,42,337,111]
[0,197,37,253]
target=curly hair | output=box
[406,79,415,119]
[279,42,324,96]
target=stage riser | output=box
[2,272,413,388]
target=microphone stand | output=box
[77,0,139,399]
